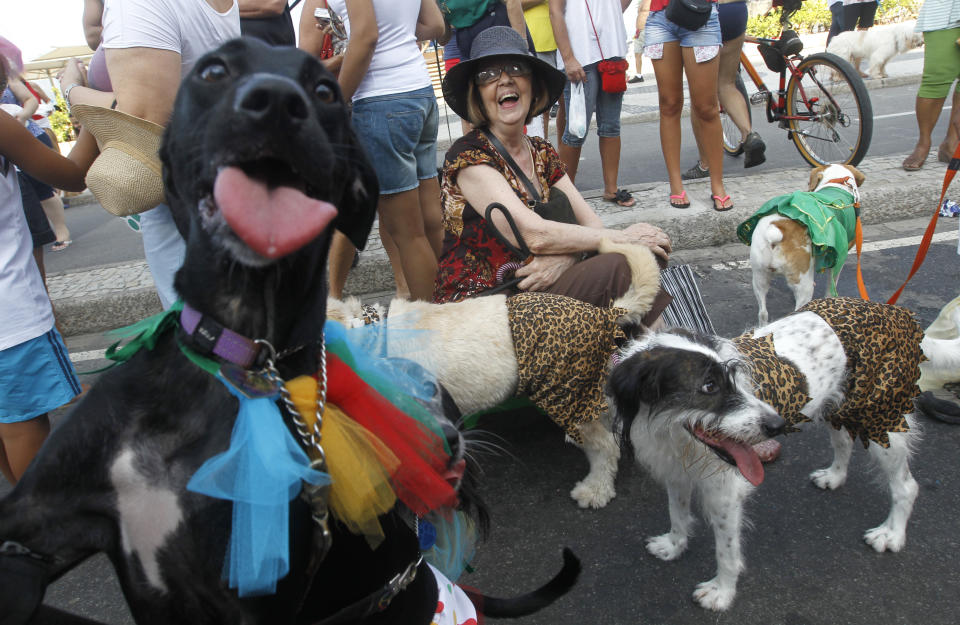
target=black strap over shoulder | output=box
[481,129,541,203]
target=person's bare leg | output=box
[555,95,565,147]
[558,141,584,182]
[599,136,634,206]
[937,87,960,159]
[327,230,357,300]
[0,416,51,484]
[717,34,750,141]
[652,42,686,201]
[418,176,444,258]
[41,195,70,245]
[380,226,410,299]
[905,95,948,169]
[683,47,728,207]
[378,189,438,301]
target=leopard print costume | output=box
[734,297,923,448]
[506,293,627,444]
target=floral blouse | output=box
[432,129,567,303]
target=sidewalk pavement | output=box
[50,32,933,337]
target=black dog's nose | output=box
[234,74,309,123]
[761,412,787,438]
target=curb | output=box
[51,149,949,337]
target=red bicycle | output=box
[722,29,873,167]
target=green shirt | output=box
[737,186,857,278]
[441,0,500,29]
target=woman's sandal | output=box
[669,190,690,209]
[711,194,734,212]
[51,240,72,251]
[902,152,927,171]
[603,188,636,207]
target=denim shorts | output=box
[352,85,439,195]
[561,62,624,148]
[0,327,81,423]
[644,5,722,49]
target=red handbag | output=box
[586,1,628,93]
[597,58,629,93]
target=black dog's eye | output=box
[314,83,337,104]
[199,61,229,83]
[700,379,719,394]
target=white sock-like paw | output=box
[864,523,906,552]
[570,477,616,509]
[646,533,687,561]
[693,578,736,611]
[810,467,846,490]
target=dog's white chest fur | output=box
[110,448,183,592]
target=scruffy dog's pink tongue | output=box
[213,166,337,259]
[721,440,765,486]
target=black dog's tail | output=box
[463,548,581,619]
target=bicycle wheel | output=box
[721,73,752,156]
[785,52,872,167]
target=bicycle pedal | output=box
[750,91,770,105]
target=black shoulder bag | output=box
[665,0,713,32]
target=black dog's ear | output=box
[334,127,379,251]
[607,350,666,447]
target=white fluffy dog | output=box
[741,163,864,325]
[608,297,924,611]
[328,240,661,509]
[827,21,923,78]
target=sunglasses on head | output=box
[474,61,532,85]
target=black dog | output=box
[0,39,577,624]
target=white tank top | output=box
[0,160,54,350]
[327,0,433,101]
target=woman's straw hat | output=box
[442,26,566,122]
[72,104,166,216]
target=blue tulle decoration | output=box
[187,378,330,597]
[421,510,477,582]
[324,318,437,403]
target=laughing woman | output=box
[434,26,672,314]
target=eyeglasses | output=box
[474,61,532,85]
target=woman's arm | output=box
[83,0,105,50]
[457,164,672,259]
[415,0,445,42]
[0,111,95,192]
[336,0,379,101]
[7,80,38,124]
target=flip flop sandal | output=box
[669,190,690,209]
[938,144,955,163]
[711,194,733,212]
[603,189,635,207]
[51,240,72,251]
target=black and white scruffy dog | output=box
[607,297,924,612]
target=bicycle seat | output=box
[774,29,804,57]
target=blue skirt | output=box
[0,328,81,423]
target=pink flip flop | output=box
[669,190,690,209]
[711,194,734,212]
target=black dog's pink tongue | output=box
[214,166,337,259]
[722,440,765,487]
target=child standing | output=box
[0,38,96,483]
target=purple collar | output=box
[180,302,261,369]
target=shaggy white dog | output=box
[827,21,923,78]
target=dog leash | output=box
[887,142,960,305]
[824,176,870,301]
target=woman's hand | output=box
[618,222,672,261]
[515,254,578,292]
[58,58,88,91]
